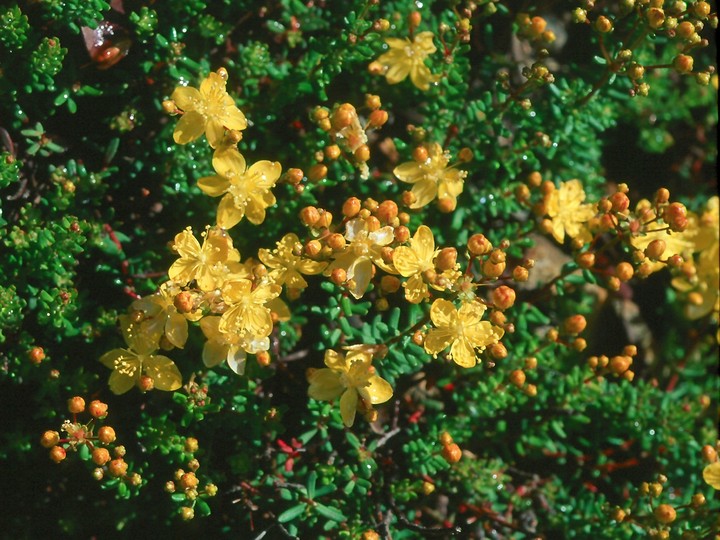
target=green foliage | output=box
[0,0,717,538]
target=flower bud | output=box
[331,103,356,130]
[492,286,516,310]
[342,197,361,218]
[441,443,462,463]
[92,447,111,466]
[701,445,718,463]
[436,248,458,271]
[615,262,634,282]
[49,446,67,463]
[367,109,388,128]
[28,346,46,365]
[180,472,199,490]
[524,384,538,397]
[672,54,694,73]
[576,252,595,269]
[467,234,492,255]
[376,200,398,223]
[331,268,347,286]
[98,426,116,444]
[41,430,60,448]
[181,507,195,521]
[183,437,199,454]
[365,93,381,110]
[595,15,613,32]
[483,259,505,279]
[67,396,86,414]
[108,458,129,477]
[380,275,401,294]
[354,144,370,162]
[308,164,328,183]
[489,342,508,359]
[509,369,526,388]
[138,375,154,392]
[654,504,676,524]
[394,225,410,243]
[609,355,632,375]
[88,400,109,419]
[644,239,666,260]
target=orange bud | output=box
[108,458,129,477]
[376,200,398,223]
[441,443,462,463]
[509,369,526,387]
[343,197,362,218]
[88,400,109,419]
[436,248,458,271]
[41,430,60,448]
[492,285,516,310]
[97,426,116,444]
[654,504,676,524]
[28,346,46,365]
[49,446,67,463]
[92,447,111,466]
[67,396,86,414]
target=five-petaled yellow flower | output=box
[219,278,282,338]
[126,283,200,350]
[307,349,393,427]
[200,316,269,375]
[169,226,242,292]
[100,317,182,395]
[198,146,281,229]
[376,31,438,91]
[424,299,504,368]
[171,69,247,148]
[326,218,396,299]
[394,142,466,210]
[258,233,328,292]
[544,179,596,244]
[393,225,439,303]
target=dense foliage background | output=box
[0,0,717,538]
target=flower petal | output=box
[108,369,137,395]
[424,327,454,356]
[308,368,345,401]
[339,389,358,427]
[171,86,201,111]
[217,194,245,229]
[198,175,231,197]
[364,375,393,404]
[203,339,227,367]
[451,338,477,368]
[144,355,183,391]
[173,111,206,145]
[430,299,458,328]
[410,178,438,208]
[226,345,247,375]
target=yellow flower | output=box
[258,233,328,292]
[544,179,596,244]
[199,316,269,375]
[198,146,281,229]
[171,70,247,148]
[219,278,282,338]
[424,299,504,368]
[127,283,197,350]
[393,225,439,303]
[307,349,393,427]
[703,462,720,490]
[168,226,242,291]
[376,31,439,91]
[100,318,182,394]
[326,218,396,299]
[393,143,466,209]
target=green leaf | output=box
[195,499,211,517]
[314,503,346,523]
[278,503,306,523]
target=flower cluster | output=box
[41,397,141,490]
